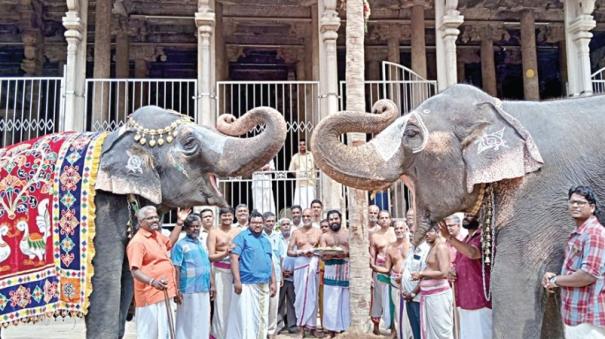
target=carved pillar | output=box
[520,10,540,100]
[114,16,130,119]
[215,2,227,81]
[435,0,464,90]
[564,0,596,96]
[387,27,401,65]
[410,1,427,78]
[481,27,497,96]
[318,0,343,214]
[62,0,88,132]
[196,0,216,125]
[19,0,44,75]
[92,0,112,129]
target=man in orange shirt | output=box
[126,205,189,338]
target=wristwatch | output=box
[548,275,558,287]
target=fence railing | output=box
[592,67,605,95]
[0,77,64,147]
[85,78,197,131]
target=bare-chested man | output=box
[287,208,322,337]
[372,220,412,339]
[207,207,239,339]
[369,210,397,334]
[368,204,380,236]
[319,210,350,336]
[411,225,453,339]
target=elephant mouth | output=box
[203,173,227,207]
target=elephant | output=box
[310,84,605,339]
[86,105,286,338]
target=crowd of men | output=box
[125,184,605,339]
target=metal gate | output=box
[0,77,64,148]
[592,67,605,95]
[216,81,321,215]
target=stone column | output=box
[62,0,88,132]
[564,0,596,96]
[196,0,216,126]
[133,58,148,109]
[92,0,112,129]
[215,2,227,81]
[387,27,401,65]
[481,27,497,96]
[410,1,427,78]
[520,10,540,100]
[318,0,343,214]
[18,0,44,76]
[387,27,402,106]
[115,18,130,119]
[435,0,464,90]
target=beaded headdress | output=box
[126,115,192,147]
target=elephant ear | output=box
[460,99,544,193]
[95,132,162,204]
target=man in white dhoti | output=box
[226,211,276,339]
[320,210,351,337]
[172,214,214,339]
[412,226,453,339]
[370,210,397,334]
[287,209,322,337]
[208,207,240,339]
[440,214,493,339]
[252,160,276,214]
[289,140,316,209]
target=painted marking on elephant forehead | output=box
[476,128,508,154]
[373,117,407,162]
[167,149,190,178]
[125,153,143,174]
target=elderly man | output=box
[289,140,316,209]
[368,204,380,236]
[233,203,249,228]
[227,211,276,339]
[172,213,214,339]
[444,213,466,266]
[126,206,188,339]
[264,212,286,338]
[277,218,298,334]
[288,208,322,337]
[543,186,605,339]
[320,210,351,337]
[370,210,397,334]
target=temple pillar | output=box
[195,0,216,126]
[435,0,464,90]
[410,1,427,78]
[564,0,596,96]
[520,10,540,100]
[481,27,497,96]
[91,0,112,129]
[115,17,130,118]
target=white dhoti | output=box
[267,281,281,335]
[225,283,270,339]
[457,307,492,339]
[135,300,171,339]
[420,279,454,339]
[391,276,412,339]
[252,173,276,214]
[176,292,210,339]
[211,262,233,339]
[375,273,395,330]
[293,256,319,329]
[293,186,315,209]
[322,259,351,332]
[564,323,605,339]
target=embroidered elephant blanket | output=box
[0,132,106,326]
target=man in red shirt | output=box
[440,214,492,339]
[126,205,188,338]
[543,186,605,338]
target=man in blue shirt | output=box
[171,213,214,339]
[226,210,276,339]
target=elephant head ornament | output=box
[311,84,544,243]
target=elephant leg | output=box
[86,192,129,339]
[118,254,134,338]
[491,227,564,339]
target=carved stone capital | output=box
[131,46,165,62]
[277,47,305,64]
[399,0,431,10]
[226,46,246,63]
[536,25,565,43]
[195,10,216,29]
[461,24,510,43]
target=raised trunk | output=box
[213,106,287,176]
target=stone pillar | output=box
[133,58,148,109]
[18,0,44,76]
[387,27,402,107]
[115,18,130,118]
[62,0,88,132]
[92,0,112,128]
[310,3,320,81]
[387,28,401,65]
[318,0,343,213]
[410,1,427,78]
[564,0,596,96]
[196,1,216,126]
[215,2,227,81]
[520,10,540,100]
[435,0,464,90]
[481,27,497,96]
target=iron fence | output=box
[592,67,605,95]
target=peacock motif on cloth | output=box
[0,132,106,326]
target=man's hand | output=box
[448,266,457,283]
[210,286,216,301]
[411,271,423,281]
[304,249,314,258]
[234,281,243,295]
[174,291,183,305]
[543,272,557,292]
[150,278,168,291]
[270,282,276,297]
[438,221,451,240]
[401,291,415,301]
[176,207,192,224]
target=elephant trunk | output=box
[213,106,287,177]
[310,100,404,191]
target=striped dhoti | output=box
[419,279,453,339]
[323,259,351,332]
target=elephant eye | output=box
[182,136,199,155]
[404,128,419,138]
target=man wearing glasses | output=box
[287,208,322,337]
[126,205,189,338]
[543,186,605,339]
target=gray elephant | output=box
[310,84,605,339]
[86,105,286,338]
